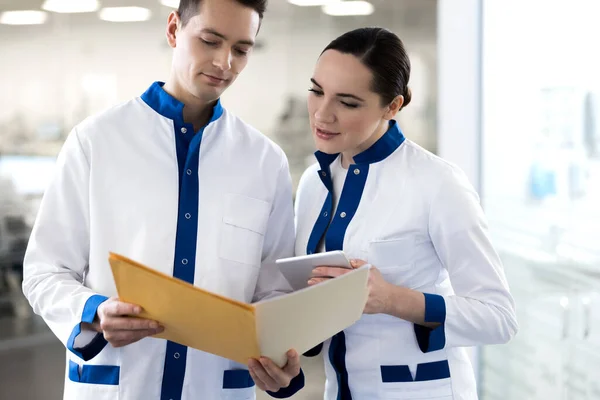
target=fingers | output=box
[307,277,328,286]
[308,266,354,285]
[258,357,291,388]
[97,299,163,348]
[247,361,268,391]
[100,316,161,332]
[248,359,280,392]
[350,259,368,269]
[104,327,163,348]
[248,350,300,392]
[101,299,142,318]
[311,266,350,279]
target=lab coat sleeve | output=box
[22,128,109,361]
[414,168,518,353]
[252,153,295,302]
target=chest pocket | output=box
[368,237,417,287]
[219,193,271,266]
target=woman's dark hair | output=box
[322,27,412,109]
[178,0,267,27]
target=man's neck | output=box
[162,79,216,132]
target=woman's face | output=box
[307,49,394,158]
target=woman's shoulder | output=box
[392,140,475,199]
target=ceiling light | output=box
[288,0,338,6]
[42,0,99,13]
[322,1,374,16]
[0,10,48,25]
[160,0,180,8]
[99,7,152,22]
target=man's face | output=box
[169,0,260,102]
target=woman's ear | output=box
[383,94,404,120]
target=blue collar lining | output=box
[141,81,224,128]
[314,120,405,170]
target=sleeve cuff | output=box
[303,343,323,357]
[266,369,305,398]
[67,294,109,361]
[414,293,446,353]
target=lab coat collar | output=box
[141,81,224,126]
[314,119,405,170]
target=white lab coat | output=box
[294,120,518,400]
[22,82,299,400]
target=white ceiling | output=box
[0,1,437,45]
[0,0,436,23]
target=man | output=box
[21,0,304,399]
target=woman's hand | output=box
[308,259,394,314]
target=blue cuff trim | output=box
[267,369,305,398]
[303,343,323,357]
[67,295,109,361]
[381,360,450,383]
[414,293,446,353]
[223,369,255,389]
[68,360,119,385]
[424,293,446,323]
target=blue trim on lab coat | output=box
[267,370,306,398]
[414,293,447,353]
[305,120,405,399]
[67,294,109,361]
[222,369,255,389]
[381,360,450,382]
[141,81,224,400]
[69,360,120,385]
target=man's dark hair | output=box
[178,0,267,27]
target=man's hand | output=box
[83,297,164,348]
[248,349,301,392]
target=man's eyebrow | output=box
[200,28,255,46]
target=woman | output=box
[294,27,518,400]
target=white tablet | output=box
[276,251,352,290]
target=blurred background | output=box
[1,0,599,398]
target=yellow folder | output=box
[109,252,369,367]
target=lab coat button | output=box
[186,169,192,175]
[182,259,188,265]
[340,212,347,218]
[174,352,180,359]
[354,168,360,175]
[181,127,187,134]
[321,171,327,177]
[185,213,191,219]
[323,212,328,218]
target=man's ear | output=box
[166,11,181,49]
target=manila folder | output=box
[109,252,369,367]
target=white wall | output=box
[437,0,482,383]
[0,5,437,154]
[437,0,481,191]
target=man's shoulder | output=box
[74,97,147,138]
[221,109,287,162]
